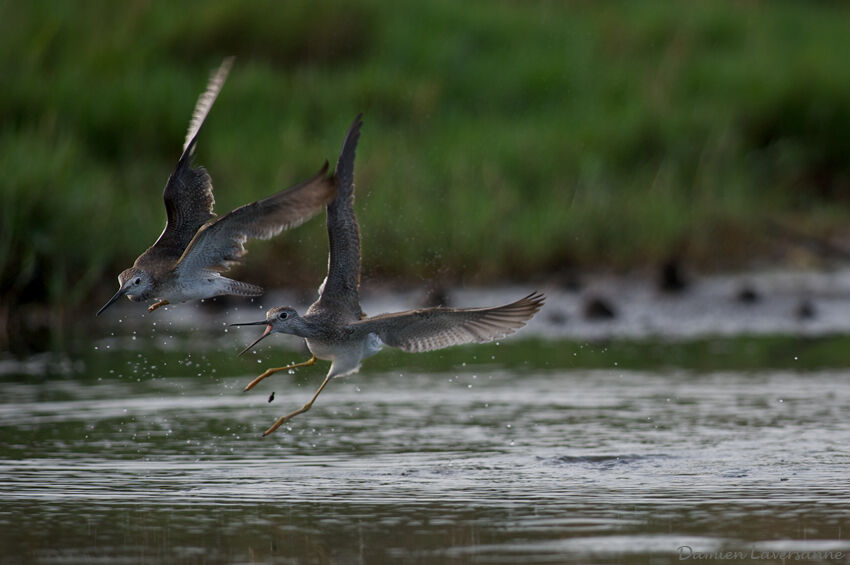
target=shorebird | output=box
[232,115,545,436]
[97,58,336,316]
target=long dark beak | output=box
[232,322,272,356]
[96,287,128,317]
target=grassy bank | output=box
[18,333,850,385]
[4,1,850,321]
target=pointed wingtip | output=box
[334,114,364,198]
[179,56,236,161]
[508,291,546,319]
[220,55,236,73]
[525,290,546,309]
[528,290,546,303]
[344,114,364,149]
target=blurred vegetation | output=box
[4,0,850,344]
[21,333,850,387]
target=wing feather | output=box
[352,292,545,353]
[145,58,233,261]
[184,57,234,154]
[175,163,335,275]
[315,115,364,320]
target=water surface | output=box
[1,351,849,564]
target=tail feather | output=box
[222,278,263,297]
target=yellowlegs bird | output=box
[97,58,336,316]
[232,115,545,436]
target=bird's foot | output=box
[148,300,170,312]
[261,373,332,436]
[263,403,313,436]
[243,356,317,392]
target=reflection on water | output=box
[1,354,849,564]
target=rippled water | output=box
[1,350,849,564]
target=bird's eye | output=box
[279,311,288,320]
[134,278,141,285]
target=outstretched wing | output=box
[145,58,234,262]
[352,292,545,353]
[175,163,335,275]
[315,115,364,319]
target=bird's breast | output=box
[304,338,337,362]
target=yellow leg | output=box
[148,299,170,312]
[244,356,316,392]
[263,373,332,436]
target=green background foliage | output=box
[3,0,850,314]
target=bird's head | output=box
[96,267,154,316]
[118,267,154,301]
[231,306,301,355]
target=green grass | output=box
[352,334,850,374]
[28,333,850,386]
[4,0,850,318]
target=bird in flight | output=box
[97,58,336,316]
[232,115,545,436]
